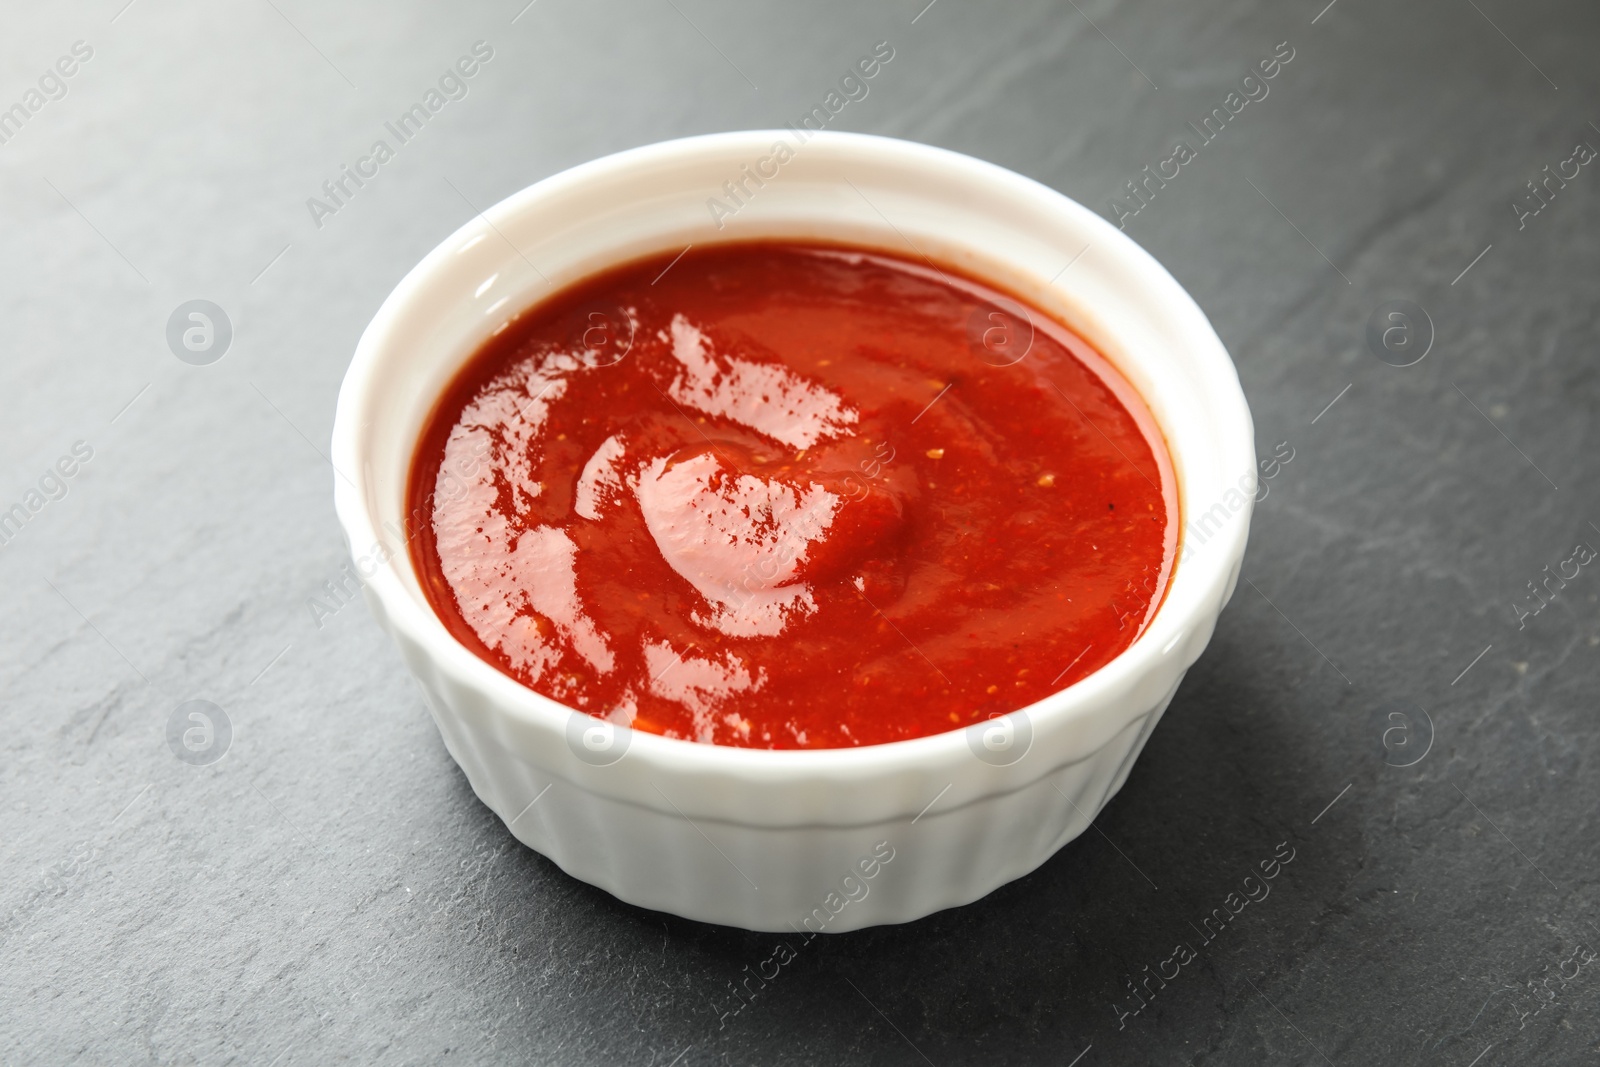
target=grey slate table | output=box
[3,0,1598,1063]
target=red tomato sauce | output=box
[409,241,1177,749]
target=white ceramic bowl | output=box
[332,131,1254,932]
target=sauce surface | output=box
[410,242,1176,749]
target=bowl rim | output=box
[331,129,1252,785]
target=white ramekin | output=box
[332,131,1254,932]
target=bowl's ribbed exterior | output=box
[369,579,1199,932]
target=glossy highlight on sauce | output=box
[409,241,1177,749]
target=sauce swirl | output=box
[410,242,1176,748]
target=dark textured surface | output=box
[3,0,1598,1063]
